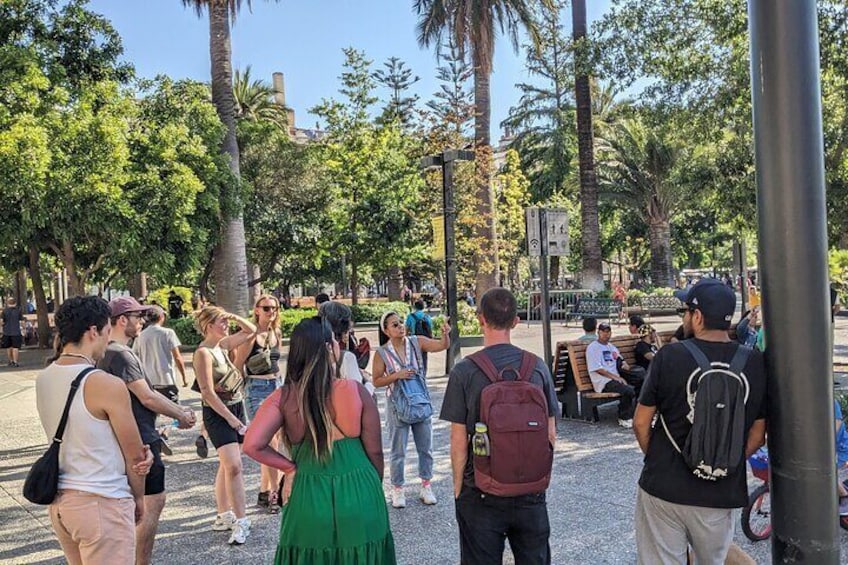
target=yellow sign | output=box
[431,216,445,260]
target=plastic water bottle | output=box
[472,423,490,457]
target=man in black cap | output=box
[633,279,767,564]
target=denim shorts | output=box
[246,377,280,420]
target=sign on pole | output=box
[525,207,542,256]
[431,216,445,260]
[545,208,569,256]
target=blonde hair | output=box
[195,305,227,337]
[252,294,281,331]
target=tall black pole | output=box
[539,209,552,368]
[748,2,839,562]
[443,156,461,372]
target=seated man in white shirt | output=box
[585,322,636,428]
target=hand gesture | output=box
[178,408,196,429]
[396,368,415,380]
[132,444,153,476]
[441,316,452,338]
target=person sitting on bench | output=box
[586,323,636,429]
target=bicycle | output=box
[741,448,848,542]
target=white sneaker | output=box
[618,419,634,429]
[212,510,236,531]
[228,517,250,545]
[419,484,437,505]
[391,487,406,508]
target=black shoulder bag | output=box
[23,367,97,504]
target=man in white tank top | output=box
[36,296,153,565]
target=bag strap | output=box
[409,337,425,376]
[517,351,537,382]
[53,367,97,444]
[680,340,713,374]
[729,345,752,375]
[467,350,500,385]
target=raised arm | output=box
[219,313,257,351]
[418,317,452,353]
[243,388,296,473]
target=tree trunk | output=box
[57,240,85,296]
[648,217,674,287]
[27,245,50,348]
[572,0,604,291]
[473,63,500,298]
[208,2,248,315]
[387,267,403,301]
[351,261,359,305]
[127,272,147,299]
[15,269,27,313]
[248,263,262,305]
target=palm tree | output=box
[572,0,603,290]
[415,0,554,296]
[233,65,290,133]
[181,0,278,313]
[597,118,688,287]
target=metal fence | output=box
[524,289,596,324]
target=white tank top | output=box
[36,363,131,499]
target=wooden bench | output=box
[564,298,623,326]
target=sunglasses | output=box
[260,306,278,313]
[390,321,403,329]
[677,307,694,317]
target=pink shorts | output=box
[49,490,136,565]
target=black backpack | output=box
[660,340,752,481]
[413,313,432,338]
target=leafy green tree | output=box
[372,56,420,126]
[496,149,531,287]
[415,0,555,296]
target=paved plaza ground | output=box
[2,315,848,564]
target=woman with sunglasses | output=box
[193,306,256,545]
[373,311,450,509]
[233,294,284,512]
[244,317,395,564]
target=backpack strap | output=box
[467,350,501,385]
[729,345,752,375]
[680,340,712,374]
[517,351,537,382]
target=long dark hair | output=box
[284,317,335,460]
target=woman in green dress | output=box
[244,316,395,564]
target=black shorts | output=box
[203,402,246,449]
[1,335,22,349]
[145,441,166,496]
[154,385,179,404]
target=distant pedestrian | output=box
[244,317,396,564]
[167,290,184,320]
[578,317,598,342]
[405,300,433,374]
[36,296,153,565]
[1,297,23,367]
[98,297,196,565]
[633,279,767,564]
[628,314,645,335]
[314,292,330,306]
[373,310,451,509]
[192,306,257,545]
[440,288,558,564]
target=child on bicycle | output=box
[835,399,848,516]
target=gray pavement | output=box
[2,317,848,564]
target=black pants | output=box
[603,379,635,420]
[454,486,551,565]
[621,367,645,397]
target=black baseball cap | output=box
[598,322,612,331]
[674,278,735,327]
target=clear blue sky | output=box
[87,0,613,139]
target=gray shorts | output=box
[635,487,737,565]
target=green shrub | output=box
[514,291,529,312]
[165,317,201,347]
[627,289,646,303]
[278,308,318,337]
[431,301,482,337]
[349,301,411,324]
[148,286,193,315]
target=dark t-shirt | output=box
[634,341,657,370]
[440,343,559,489]
[638,339,767,508]
[168,295,184,319]
[1,307,22,336]
[98,341,159,445]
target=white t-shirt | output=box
[133,325,181,387]
[585,340,621,393]
[339,350,375,395]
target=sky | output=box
[87,0,613,140]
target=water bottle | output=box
[472,423,490,457]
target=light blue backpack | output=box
[380,338,433,424]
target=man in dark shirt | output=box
[633,324,658,370]
[441,288,558,565]
[167,290,184,320]
[633,279,767,564]
[98,296,195,565]
[1,297,23,367]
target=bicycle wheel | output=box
[741,483,772,542]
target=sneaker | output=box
[195,435,208,459]
[228,517,250,545]
[618,419,634,429]
[212,510,236,531]
[159,435,173,457]
[391,487,406,508]
[839,497,848,517]
[419,484,437,505]
[257,491,269,508]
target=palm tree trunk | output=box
[572,0,603,291]
[648,218,674,287]
[208,2,248,314]
[473,64,500,297]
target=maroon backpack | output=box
[467,350,553,497]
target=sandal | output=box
[267,490,280,513]
[257,491,270,508]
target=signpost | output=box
[526,207,570,368]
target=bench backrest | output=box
[573,298,623,315]
[640,295,681,311]
[565,334,641,393]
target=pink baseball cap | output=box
[109,296,152,318]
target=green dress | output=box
[275,437,396,564]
